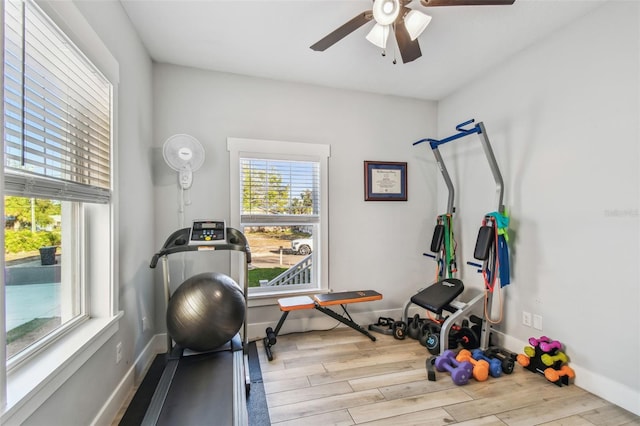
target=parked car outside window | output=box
[291,238,312,255]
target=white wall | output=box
[22,1,156,424]
[438,1,639,415]
[152,65,439,337]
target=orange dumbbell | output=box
[544,365,575,382]
[457,349,489,382]
[516,353,530,367]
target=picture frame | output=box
[364,161,407,201]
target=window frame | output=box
[228,137,330,299]
[0,0,120,423]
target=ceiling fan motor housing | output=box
[373,0,401,25]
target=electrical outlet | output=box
[522,311,532,327]
[533,314,543,330]
[142,316,150,331]
[116,342,122,364]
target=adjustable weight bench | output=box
[263,290,382,361]
[402,278,486,354]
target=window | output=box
[1,0,117,420]
[3,0,111,361]
[228,138,330,297]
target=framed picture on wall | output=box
[364,161,407,201]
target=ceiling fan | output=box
[310,0,516,64]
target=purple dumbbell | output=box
[528,336,550,347]
[539,339,562,353]
[434,350,473,385]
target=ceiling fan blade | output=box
[420,0,515,6]
[310,11,373,51]
[394,10,422,63]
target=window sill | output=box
[1,312,123,425]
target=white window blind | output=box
[3,0,111,203]
[241,158,320,223]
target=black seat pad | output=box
[410,278,464,314]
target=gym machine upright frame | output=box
[408,119,505,352]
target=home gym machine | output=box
[404,119,506,354]
[142,220,251,426]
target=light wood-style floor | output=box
[257,327,640,426]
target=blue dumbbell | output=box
[471,349,502,378]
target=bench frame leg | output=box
[264,301,379,361]
[263,311,289,361]
[315,304,377,342]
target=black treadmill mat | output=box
[247,341,270,426]
[119,342,270,426]
[157,351,234,425]
[119,353,167,426]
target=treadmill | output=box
[143,220,251,426]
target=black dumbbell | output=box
[486,346,517,374]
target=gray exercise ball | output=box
[166,271,245,352]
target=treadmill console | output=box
[188,220,226,245]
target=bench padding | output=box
[410,278,464,314]
[313,290,382,306]
[278,290,382,311]
[277,296,315,311]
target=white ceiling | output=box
[120,0,606,101]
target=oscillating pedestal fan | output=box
[162,134,205,189]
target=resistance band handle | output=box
[423,253,436,259]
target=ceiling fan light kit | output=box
[366,23,390,49]
[310,0,515,64]
[405,10,432,41]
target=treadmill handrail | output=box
[150,227,251,268]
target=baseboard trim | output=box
[91,335,165,426]
[500,334,639,417]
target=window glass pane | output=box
[4,195,79,359]
[241,158,319,217]
[244,225,314,289]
